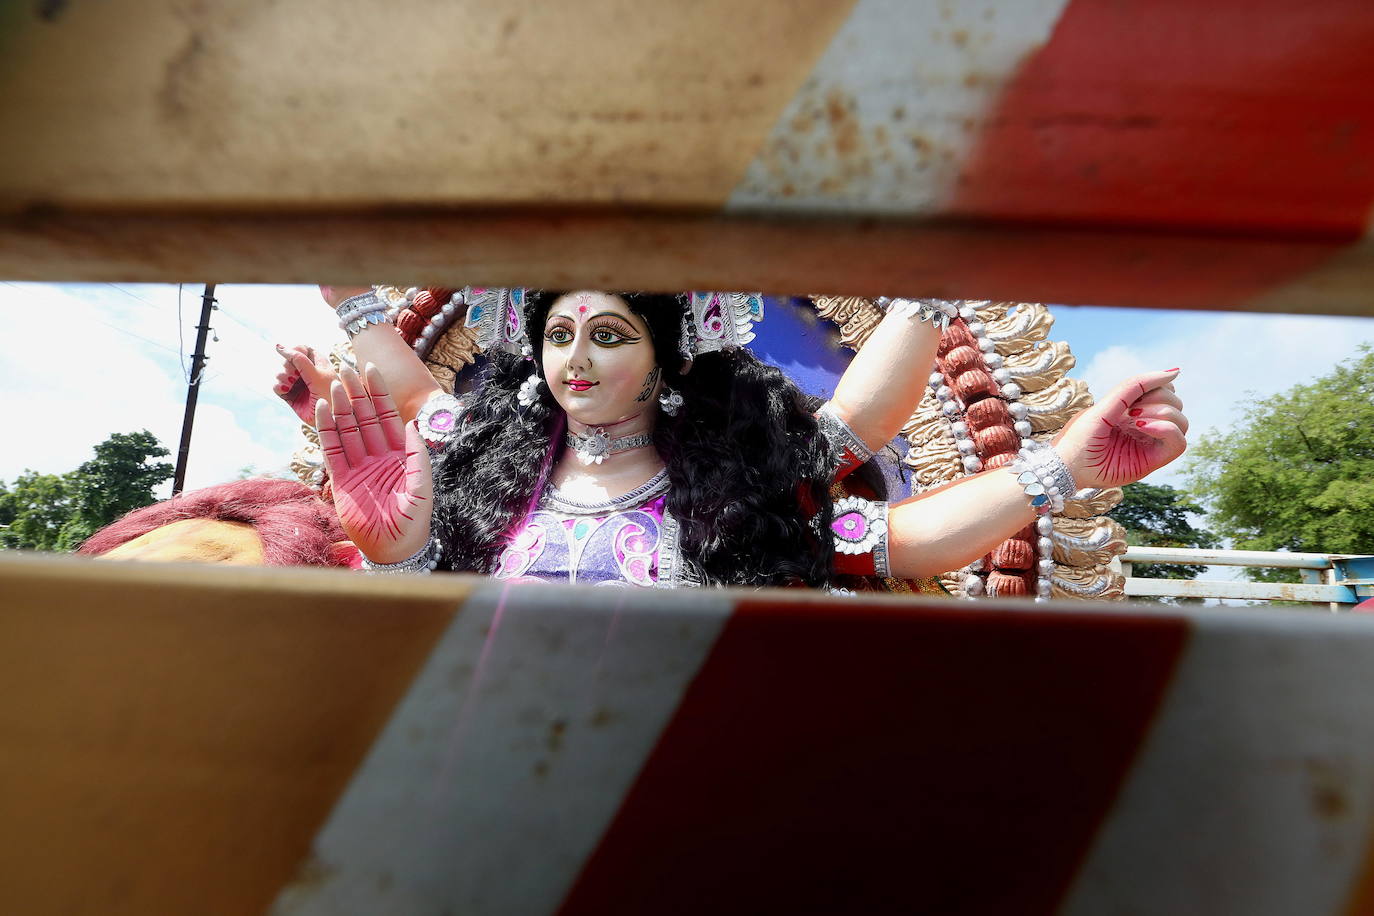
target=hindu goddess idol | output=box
[283,286,1187,593]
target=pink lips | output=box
[564,379,598,392]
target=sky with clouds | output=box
[2,283,1373,508]
[0,283,339,498]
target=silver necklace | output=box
[544,468,671,515]
[565,428,654,465]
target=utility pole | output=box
[172,283,217,496]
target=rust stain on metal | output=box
[547,718,567,753]
[825,88,861,158]
[1304,757,1352,839]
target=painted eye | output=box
[545,327,573,344]
[592,328,627,345]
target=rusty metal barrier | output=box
[2,1,1373,313]
[5,551,1374,914]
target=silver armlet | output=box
[816,401,875,472]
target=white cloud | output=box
[0,283,342,499]
[1076,312,1374,488]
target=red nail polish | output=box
[1129,408,1142,417]
[1165,367,1179,372]
[1136,420,1148,428]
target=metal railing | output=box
[1118,547,1374,609]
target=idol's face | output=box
[541,291,662,427]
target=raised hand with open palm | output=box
[316,363,434,563]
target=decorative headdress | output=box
[461,287,529,356]
[681,292,765,361]
[460,288,764,361]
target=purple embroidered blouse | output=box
[493,469,675,587]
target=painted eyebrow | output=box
[587,311,643,332]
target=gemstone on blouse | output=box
[832,512,867,540]
[428,409,455,431]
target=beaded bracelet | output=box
[1008,440,1075,514]
[360,536,441,574]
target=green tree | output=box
[1110,481,1218,580]
[0,471,76,551]
[1187,345,1374,583]
[0,430,174,553]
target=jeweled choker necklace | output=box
[565,428,654,465]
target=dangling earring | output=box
[658,386,684,417]
[517,371,543,407]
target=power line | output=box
[215,303,276,346]
[105,282,169,310]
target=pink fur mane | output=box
[79,478,350,567]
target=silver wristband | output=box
[873,297,955,329]
[361,536,441,574]
[341,310,391,339]
[1009,441,1076,514]
[335,289,386,317]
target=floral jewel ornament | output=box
[415,390,465,448]
[517,373,543,408]
[829,495,890,577]
[658,386,684,417]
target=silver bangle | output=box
[335,289,393,339]
[336,304,386,327]
[361,536,441,574]
[874,297,955,329]
[341,310,391,339]
[1009,441,1076,514]
[335,289,386,318]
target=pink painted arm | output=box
[316,363,434,564]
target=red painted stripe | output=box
[558,599,1189,916]
[952,0,1374,308]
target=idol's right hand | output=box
[316,363,434,564]
[274,344,336,426]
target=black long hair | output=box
[430,292,885,587]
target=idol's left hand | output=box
[1054,369,1188,489]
